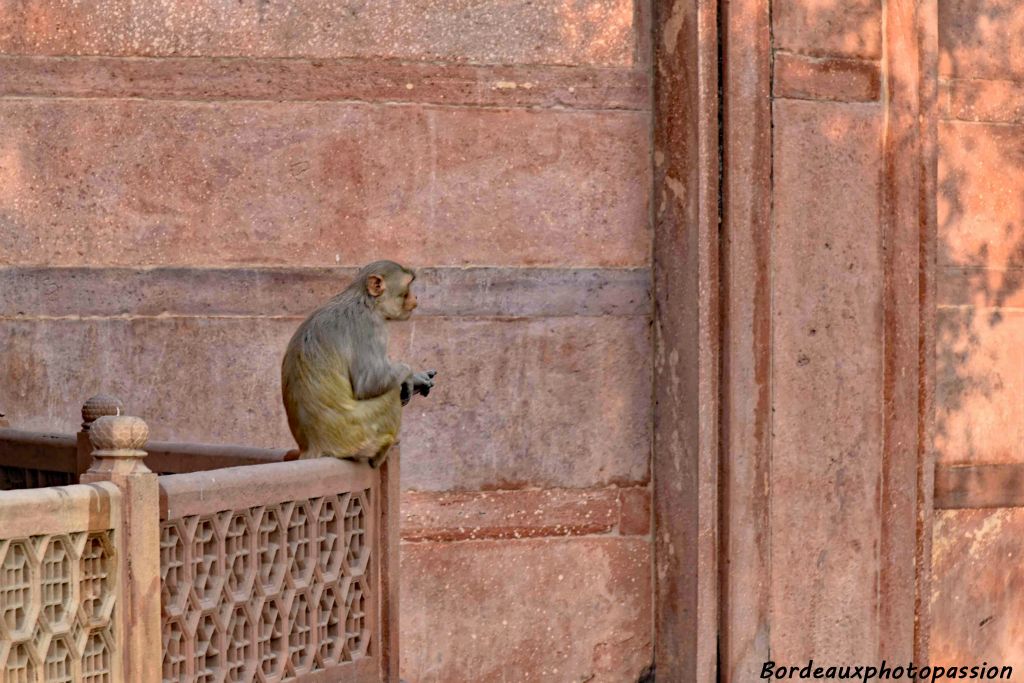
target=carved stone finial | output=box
[89,415,149,452]
[82,395,125,429]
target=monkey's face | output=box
[368,271,418,320]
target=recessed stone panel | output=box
[931,508,1024,674]
[0,100,650,268]
[771,98,883,662]
[772,0,881,60]
[939,0,1024,80]
[400,537,651,682]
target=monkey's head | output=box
[361,260,419,321]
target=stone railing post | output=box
[81,414,162,683]
[379,445,401,683]
[77,394,125,482]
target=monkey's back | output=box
[281,319,402,460]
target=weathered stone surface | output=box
[931,509,1024,674]
[0,316,650,490]
[396,316,651,491]
[400,537,652,682]
[0,0,636,66]
[939,266,1024,312]
[939,0,1024,80]
[0,266,651,319]
[0,55,650,111]
[942,78,1024,125]
[773,51,880,102]
[651,0,720,677]
[0,100,650,268]
[934,114,1024,462]
[932,4,1024,667]
[936,307,1024,466]
[934,462,1024,509]
[772,0,881,59]
[720,0,773,674]
[401,486,649,541]
[771,99,883,661]
[936,120,1024,465]
[938,121,1024,271]
[617,485,651,536]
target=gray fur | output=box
[290,260,413,398]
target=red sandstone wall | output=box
[766,0,889,663]
[0,3,653,680]
[931,0,1024,670]
[723,0,925,673]
[721,0,1024,676]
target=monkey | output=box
[281,260,436,467]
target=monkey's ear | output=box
[366,274,387,297]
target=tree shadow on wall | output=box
[934,174,1024,463]
[939,0,1022,80]
[934,6,1024,463]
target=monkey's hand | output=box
[413,370,437,397]
[401,370,437,406]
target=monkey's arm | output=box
[337,314,411,400]
[350,353,412,400]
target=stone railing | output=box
[158,459,380,681]
[0,397,399,683]
[0,481,121,682]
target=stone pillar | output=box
[81,414,162,683]
[714,0,936,673]
[77,395,125,482]
[652,0,720,680]
[379,445,401,683]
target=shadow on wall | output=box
[931,1,1024,672]
[772,0,882,57]
[934,142,1024,461]
[935,0,1024,463]
[939,0,1022,80]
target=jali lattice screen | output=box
[159,491,372,683]
[0,531,117,683]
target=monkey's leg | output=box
[337,424,394,467]
[312,388,402,464]
[369,438,395,469]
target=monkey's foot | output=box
[314,450,378,467]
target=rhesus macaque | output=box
[281,260,436,467]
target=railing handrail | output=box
[159,457,374,519]
[144,438,290,472]
[0,427,77,472]
[0,480,120,537]
[0,425,292,474]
